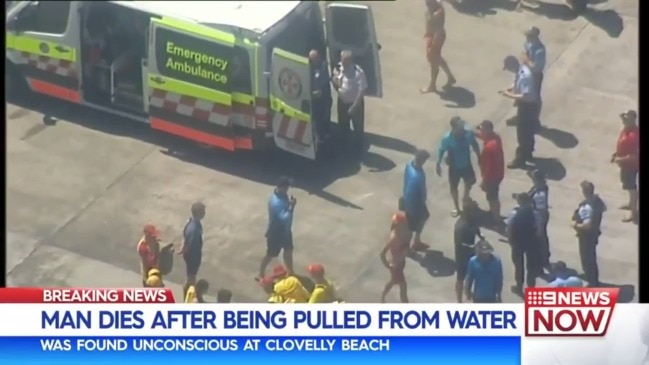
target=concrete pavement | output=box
[6,0,638,303]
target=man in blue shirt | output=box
[402,149,431,251]
[522,26,546,129]
[500,58,538,169]
[548,261,583,287]
[571,180,606,287]
[465,240,503,303]
[181,202,206,291]
[436,117,480,217]
[309,50,332,138]
[258,177,296,279]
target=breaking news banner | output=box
[0,288,646,365]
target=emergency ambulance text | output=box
[165,41,229,85]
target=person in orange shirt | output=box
[420,0,456,94]
[137,224,161,287]
[476,120,505,227]
[612,110,640,223]
[380,212,411,303]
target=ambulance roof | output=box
[111,1,302,33]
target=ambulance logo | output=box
[278,68,302,100]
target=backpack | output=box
[158,243,174,276]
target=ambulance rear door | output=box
[6,1,81,103]
[147,17,237,150]
[269,48,316,160]
[325,3,383,98]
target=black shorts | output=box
[183,252,202,277]
[449,166,477,190]
[620,168,638,190]
[266,233,293,257]
[455,245,473,281]
[483,181,500,202]
[406,206,430,233]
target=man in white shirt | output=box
[332,50,368,157]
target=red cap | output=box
[307,264,325,276]
[271,265,288,278]
[143,224,161,238]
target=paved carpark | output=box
[7,0,638,302]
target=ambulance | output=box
[6,1,383,160]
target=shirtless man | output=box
[380,212,410,303]
[421,0,456,94]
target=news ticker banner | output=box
[0,288,647,365]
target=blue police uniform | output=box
[524,39,546,96]
[525,38,546,127]
[574,195,606,286]
[513,64,538,164]
[506,205,540,289]
[311,62,332,137]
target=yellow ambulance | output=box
[6,1,383,160]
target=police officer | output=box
[506,192,541,295]
[309,50,332,139]
[571,180,606,287]
[521,26,546,129]
[332,50,368,157]
[528,169,550,270]
[500,55,538,169]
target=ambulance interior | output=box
[79,1,153,114]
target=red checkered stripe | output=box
[255,97,270,129]
[18,51,78,79]
[150,89,229,126]
[272,112,312,146]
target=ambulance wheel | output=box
[6,61,28,97]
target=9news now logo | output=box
[525,287,619,337]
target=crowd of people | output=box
[132,0,637,304]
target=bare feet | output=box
[622,214,637,223]
[420,86,437,94]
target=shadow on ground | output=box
[365,132,417,155]
[529,157,567,181]
[450,0,516,17]
[439,85,476,109]
[409,249,456,278]
[8,94,414,210]
[538,125,579,149]
[600,283,635,303]
[529,1,624,38]
[458,0,623,39]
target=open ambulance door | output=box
[270,48,316,160]
[325,3,383,98]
